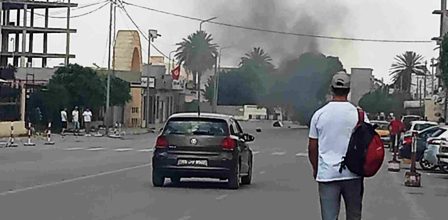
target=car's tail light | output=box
[222,137,237,151]
[155,136,168,149]
[403,137,412,145]
[428,139,442,145]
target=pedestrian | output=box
[308,71,367,220]
[82,108,93,136]
[60,108,68,136]
[388,115,405,152]
[72,106,80,136]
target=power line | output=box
[32,2,109,19]
[122,0,432,44]
[115,1,169,59]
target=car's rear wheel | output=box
[241,157,252,185]
[419,159,437,171]
[152,170,165,187]
[440,164,448,173]
[170,176,181,184]
[228,162,240,190]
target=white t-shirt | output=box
[61,111,67,122]
[72,110,79,122]
[309,102,369,182]
[83,111,92,122]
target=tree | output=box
[175,30,218,93]
[41,64,131,126]
[359,89,404,115]
[240,47,274,71]
[390,51,426,95]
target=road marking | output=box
[259,171,266,175]
[252,151,260,155]
[115,148,133,152]
[271,151,286,156]
[0,163,151,196]
[216,194,228,200]
[178,216,191,220]
[65,147,84,151]
[87,147,105,151]
[296,152,308,157]
[138,149,154,152]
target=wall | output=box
[350,68,373,105]
[123,87,142,128]
[243,105,268,120]
[0,121,27,137]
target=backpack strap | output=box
[356,108,364,127]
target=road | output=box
[0,121,447,220]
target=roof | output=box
[411,121,438,125]
[169,112,233,121]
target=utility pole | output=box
[146,29,161,128]
[65,0,71,65]
[105,0,113,134]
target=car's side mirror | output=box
[242,133,255,142]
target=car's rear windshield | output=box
[415,123,435,131]
[431,128,447,138]
[163,118,229,136]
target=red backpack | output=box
[339,108,385,177]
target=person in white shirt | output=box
[308,71,368,220]
[60,108,68,136]
[82,108,93,136]
[72,106,80,136]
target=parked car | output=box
[400,126,441,170]
[436,136,448,173]
[152,113,254,189]
[371,120,390,145]
[401,115,422,130]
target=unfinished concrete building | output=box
[0,0,77,68]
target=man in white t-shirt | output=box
[308,71,368,220]
[60,108,68,136]
[82,108,93,136]
[72,106,80,136]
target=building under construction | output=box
[0,0,77,68]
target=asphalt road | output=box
[0,121,447,220]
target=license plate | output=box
[177,159,208,166]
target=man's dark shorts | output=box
[62,121,68,129]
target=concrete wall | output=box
[123,87,143,128]
[243,105,268,120]
[350,68,373,105]
[0,121,26,137]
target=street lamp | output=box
[199,16,217,31]
[146,29,161,129]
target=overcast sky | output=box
[36,0,440,84]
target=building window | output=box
[132,107,139,113]
[131,118,138,127]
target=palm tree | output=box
[390,51,426,95]
[175,30,218,97]
[240,47,274,70]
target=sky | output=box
[24,0,441,84]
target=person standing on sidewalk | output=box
[72,106,80,136]
[308,71,368,220]
[388,115,405,152]
[60,108,68,136]
[82,108,93,136]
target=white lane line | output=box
[252,151,260,155]
[216,194,228,200]
[138,149,154,152]
[0,163,151,196]
[259,171,266,175]
[271,151,286,156]
[178,216,191,220]
[115,148,133,152]
[86,147,105,151]
[65,147,84,151]
[296,152,308,157]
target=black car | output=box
[152,113,254,189]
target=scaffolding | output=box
[0,0,77,68]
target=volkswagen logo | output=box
[190,138,198,145]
